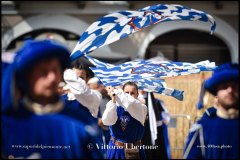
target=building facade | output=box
[1,1,239,158]
[2,1,239,64]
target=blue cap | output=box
[13,39,70,94]
[14,39,70,73]
[204,63,239,95]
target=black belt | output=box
[110,137,141,149]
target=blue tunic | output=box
[61,94,99,126]
[2,61,11,76]
[201,106,217,119]
[107,106,146,159]
[2,101,103,159]
[61,94,103,141]
[2,63,15,112]
[60,94,105,155]
[183,116,238,159]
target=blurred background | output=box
[2,1,239,158]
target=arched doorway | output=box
[6,28,80,51]
[138,16,238,63]
[145,29,231,65]
[2,14,91,51]
[2,14,131,64]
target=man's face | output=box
[28,58,62,99]
[216,81,239,109]
[73,68,87,82]
[123,85,138,99]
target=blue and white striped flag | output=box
[131,60,216,78]
[87,55,216,78]
[70,4,216,61]
[85,55,114,68]
[85,55,216,101]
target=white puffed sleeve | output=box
[101,101,118,126]
[63,69,101,118]
[115,89,148,126]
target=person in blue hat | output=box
[102,81,148,159]
[183,62,239,159]
[2,40,103,159]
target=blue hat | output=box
[14,39,70,73]
[204,63,239,95]
[14,39,71,94]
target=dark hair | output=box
[122,81,138,91]
[70,60,91,78]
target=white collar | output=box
[22,96,64,115]
[217,107,239,119]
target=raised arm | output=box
[63,69,101,118]
[115,89,147,126]
[101,88,118,126]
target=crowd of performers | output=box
[2,40,238,159]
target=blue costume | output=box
[183,63,239,159]
[2,61,11,76]
[201,106,217,119]
[60,94,104,146]
[107,106,146,159]
[183,116,238,159]
[1,52,15,77]
[1,40,103,159]
[1,63,14,111]
[101,88,148,159]
[2,53,16,112]
[2,101,103,159]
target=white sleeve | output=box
[115,89,148,126]
[74,89,101,118]
[63,69,101,118]
[101,101,118,126]
[63,69,87,94]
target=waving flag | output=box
[91,70,184,101]
[84,55,216,101]
[69,3,217,100]
[70,4,216,61]
[131,60,216,78]
[87,55,216,78]
[85,55,114,68]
